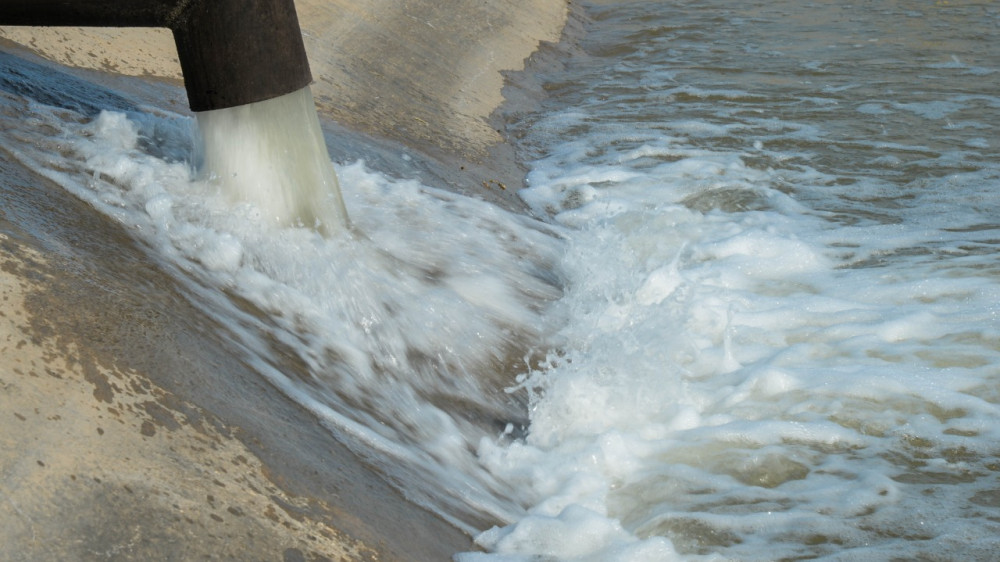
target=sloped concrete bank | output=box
[0,1,573,559]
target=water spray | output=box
[1,0,348,231]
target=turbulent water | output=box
[460,1,1000,559]
[3,0,1000,560]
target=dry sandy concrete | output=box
[0,0,571,559]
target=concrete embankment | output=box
[0,1,569,559]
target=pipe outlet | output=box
[0,0,313,111]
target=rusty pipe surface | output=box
[0,0,313,111]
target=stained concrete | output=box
[0,0,571,559]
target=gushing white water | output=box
[196,86,349,232]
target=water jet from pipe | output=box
[1,0,349,232]
[196,86,349,233]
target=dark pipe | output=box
[0,0,312,111]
